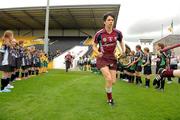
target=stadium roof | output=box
[0,4,120,30]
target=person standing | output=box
[167,50,178,84]
[142,47,152,88]
[153,43,169,91]
[64,52,74,72]
[0,30,15,92]
[134,45,143,85]
[93,13,125,106]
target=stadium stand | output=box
[12,36,88,58]
[15,36,44,46]
[0,36,44,48]
[83,37,93,46]
[49,36,87,55]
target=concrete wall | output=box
[174,48,180,56]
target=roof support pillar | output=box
[44,0,50,54]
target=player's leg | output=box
[1,71,11,92]
[145,66,151,88]
[138,66,142,84]
[100,66,114,105]
[145,75,151,88]
[153,67,161,89]
[1,72,8,91]
[65,61,69,72]
[135,71,141,85]
[109,70,117,84]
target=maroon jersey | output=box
[94,28,123,59]
[65,54,73,62]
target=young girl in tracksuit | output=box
[33,50,41,75]
[142,47,152,88]
[126,50,136,83]
[0,30,15,92]
[153,43,169,91]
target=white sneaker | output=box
[167,81,172,84]
[15,78,21,81]
[5,84,14,89]
[125,79,129,82]
[1,88,11,92]
[123,79,128,82]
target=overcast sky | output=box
[0,0,180,42]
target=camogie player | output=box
[14,41,22,81]
[21,47,28,79]
[26,47,32,78]
[8,39,17,88]
[78,57,84,71]
[155,43,180,84]
[142,47,152,88]
[126,50,136,83]
[44,54,49,73]
[33,50,41,75]
[134,45,143,85]
[93,13,125,105]
[153,43,169,91]
[0,30,14,92]
[64,52,74,72]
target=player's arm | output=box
[127,61,134,68]
[142,55,150,67]
[92,41,103,57]
[92,42,99,55]
[117,32,126,54]
[92,34,103,57]
[119,39,126,53]
[133,56,140,64]
[161,43,180,52]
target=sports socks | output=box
[105,87,112,101]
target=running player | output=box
[64,52,74,72]
[93,12,125,106]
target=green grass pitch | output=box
[0,69,180,120]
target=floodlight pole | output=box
[44,0,50,55]
[161,24,163,38]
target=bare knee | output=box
[106,79,113,87]
[112,79,116,84]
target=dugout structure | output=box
[0,4,120,39]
